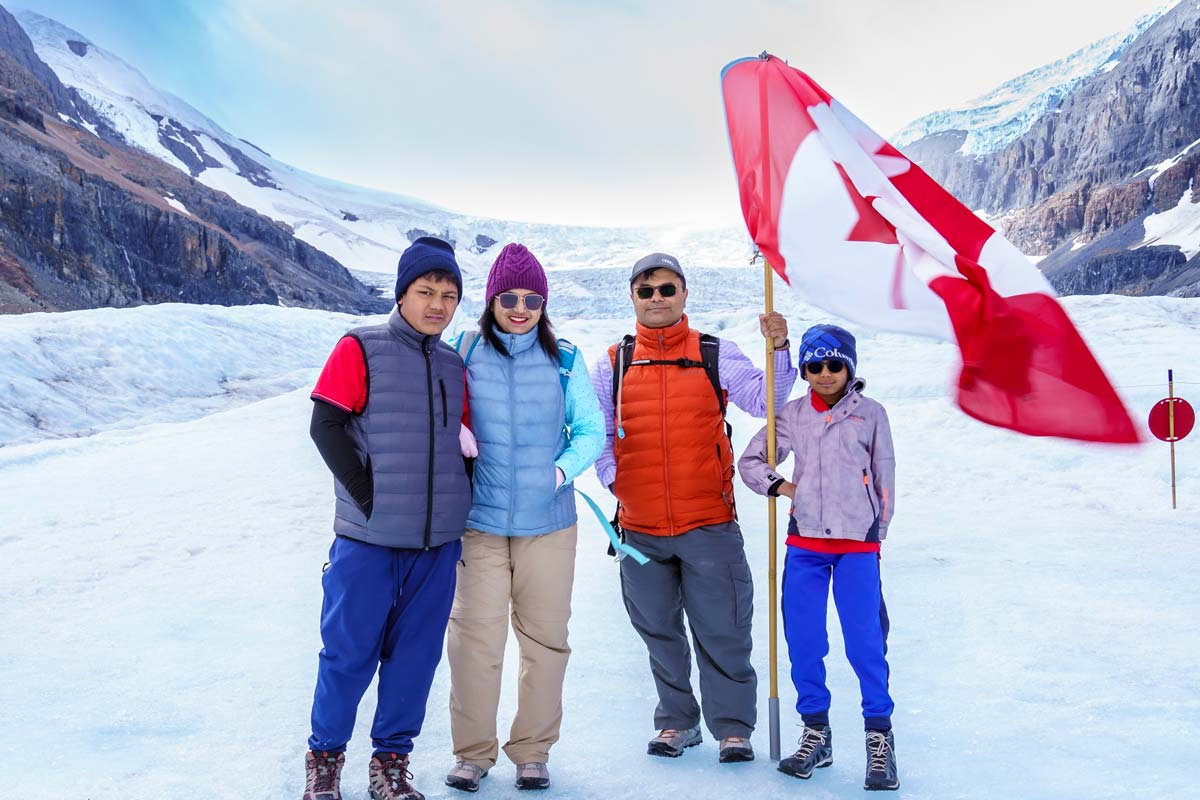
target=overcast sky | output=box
[16,0,1173,227]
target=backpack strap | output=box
[612,333,725,416]
[612,335,636,439]
[454,330,482,365]
[698,333,726,416]
[557,338,577,396]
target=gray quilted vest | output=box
[331,308,471,549]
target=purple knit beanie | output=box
[486,243,549,303]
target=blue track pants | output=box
[308,536,461,754]
[781,547,893,731]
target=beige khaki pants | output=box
[448,525,577,769]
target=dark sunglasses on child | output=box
[497,292,544,311]
[805,360,846,375]
[634,283,679,299]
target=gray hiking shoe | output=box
[514,762,550,791]
[303,750,345,800]
[647,725,702,757]
[444,761,487,793]
[778,725,833,779]
[368,752,423,800]
[864,730,899,791]
[718,736,755,763]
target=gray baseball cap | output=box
[629,252,685,284]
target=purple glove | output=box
[459,424,479,458]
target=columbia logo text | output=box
[805,346,846,362]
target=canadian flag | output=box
[720,55,1139,444]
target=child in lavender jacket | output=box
[738,324,900,792]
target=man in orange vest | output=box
[589,253,796,763]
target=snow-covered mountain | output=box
[0,4,390,315]
[892,2,1176,155]
[896,0,1200,297]
[10,1,1200,312]
[14,9,749,283]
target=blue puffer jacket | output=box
[464,328,604,537]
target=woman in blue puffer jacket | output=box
[444,243,604,793]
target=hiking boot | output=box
[445,761,487,793]
[303,750,345,800]
[778,725,832,779]
[368,752,424,800]
[514,762,550,790]
[647,725,702,757]
[864,730,900,791]
[718,736,755,763]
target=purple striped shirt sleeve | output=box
[718,338,798,416]
[589,338,797,493]
[589,351,618,491]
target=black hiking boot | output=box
[864,730,899,791]
[778,725,832,779]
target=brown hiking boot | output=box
[369,752,424,800]
[647,725,702,757]
[718,736,755,763]
[303,750,345,800]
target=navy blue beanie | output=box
[798,324,857,377]
[395,237,462,301]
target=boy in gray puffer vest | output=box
[303,237,473,800]
[738,324,900,792]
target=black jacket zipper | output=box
[423,339,435,549]
[440,378,448,427]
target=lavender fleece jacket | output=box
[738,378,896,542]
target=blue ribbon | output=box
[574,488,649,565]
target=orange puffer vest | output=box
[608,316,735,536]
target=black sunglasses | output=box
[634,283,679,299]
[805,360,845,376]
[497,292,544,311]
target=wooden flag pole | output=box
[1170,369,1177,509]
[764,259,781,761]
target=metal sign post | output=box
[1148,370,1195,508]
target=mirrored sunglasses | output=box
[498,292,544,311]
[804,360,846,376]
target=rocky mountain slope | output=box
[899,1,1200,296]
[0,4,387,315]
[12,8,751,290]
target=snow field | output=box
[1,296,1197,799]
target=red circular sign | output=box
[1148,397,1195,442]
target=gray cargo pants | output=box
[619,520,757,739]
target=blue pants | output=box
[781,547,893,731]
[308,535,462,754]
